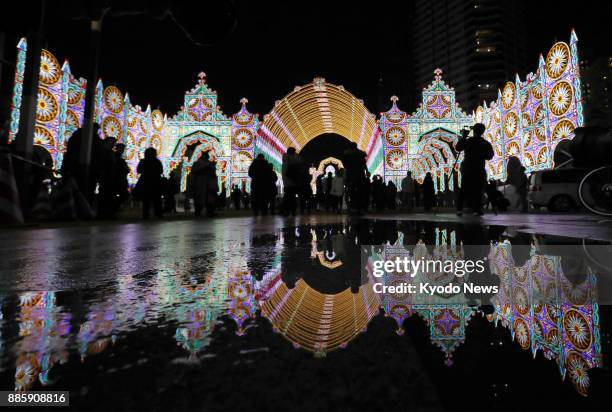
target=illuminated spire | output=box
[198,71,206,84]
[434,68,443,81]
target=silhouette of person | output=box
[330,168,344,212]
[386,180,397,210]
[96,136,117,218]
[265,161,278,214]
[136,147,164,219]
[422,172,435,211]
[485,179,509,213]
[400,171,415,210]
[298,161,313,214]
[248,153,269,215]
[231,184,242,210]
[325,171,333,211]
[191,151,218,217]
[372,175,385,211]
[343,142,368,214]
[165,167,180,213]
[455,123,494,216]
[315,174,324,210]
[506,157,529,213]
[281,147,302,216]
[112,142,130,215]
[61,129,95,204]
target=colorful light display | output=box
[7,32,583,190]
[379,69,472,190]
[3,227,603,396]
[258,78,379,153]
[7,38,27,144]
[260,278,379,355]
[372,229,476,365]
[476,31,583,180]
[489,241,601,396]
[8,43,87,170]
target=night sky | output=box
[2,0,611,119]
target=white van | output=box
[528,168,590,212]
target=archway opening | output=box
[300,134,352,195]
[299,133,353,169]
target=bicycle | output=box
[578,165,612,216]
[570,127,612,217]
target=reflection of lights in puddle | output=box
[317,253,342,269]
[5,224,605,397]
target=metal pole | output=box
[14,1,46,215]
[78,18,103,202]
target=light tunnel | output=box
[259,78,379,153]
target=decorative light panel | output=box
[8,41,87,170]
[478,31,583,180]
[489,241,600,396]
[380,69,472,190]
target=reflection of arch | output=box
[261,279,379,355]
[259,78,379,153]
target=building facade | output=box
[411,0,527,110]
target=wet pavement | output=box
[0,214,610,410]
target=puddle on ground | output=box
[0,219,609,409]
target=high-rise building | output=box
[580,56,612,127]
[411,0,527,111]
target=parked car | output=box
[529,168,591,212]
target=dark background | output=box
[1,0,611,119]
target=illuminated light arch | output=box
[415,128,461,190]
[260,278,380,355]
[317,156,344,174]
[170,131,224,191]
[258,78,380,160]
[172,131,222,160]
[308,156,345,194]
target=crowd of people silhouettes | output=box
[8,122,517,220]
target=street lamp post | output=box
[78,15,105,203]
[13,1,46,215]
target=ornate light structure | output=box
[489,241,601,396]
[258,78,379,152]
[260,279,379,355]
[380,69,472,191]
[7,43,87,170]
[476,31,583,180]
[4,229,602,396]
[7,38,28,144]
[5,32,584,191]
